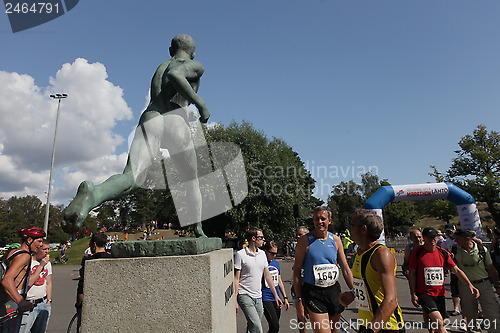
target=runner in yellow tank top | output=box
[340,210,404,333]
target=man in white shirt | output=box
[19,239,52,333]
[234,227,282,333]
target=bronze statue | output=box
[63,34,210,237]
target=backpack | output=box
[451,240,487,269]
[413,245,451,276]
[0,250,30,281]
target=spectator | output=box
[20,239,52,333]
[402,229,424,279]
[441,224,461,317]
[291,226,309,333]
[1,227,45,332]
[234,227,282,333]
[262,241,289,333]
[75,233,111,332]
[491,227,500,275]
[453,228,500,333]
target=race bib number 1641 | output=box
[424,267,444,286]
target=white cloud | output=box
[0,58,133,204]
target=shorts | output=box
[302,282,344,316]
[417,293,446,318]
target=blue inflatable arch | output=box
[364,182,484,244]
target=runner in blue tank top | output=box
[293,206,354,333]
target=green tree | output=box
[328,173,393,233]
[76,121,318,242]
[446,125,500,226]
[413,165,458,223]
[361,172,390,202]
[384,201,418,235]
[327,181,363,232]
[204,121,318,241]
[0,195,44,245]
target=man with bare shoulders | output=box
[339,209,404,333]
[1,227,46,332]
[64,34,209,236]
[293,207,353,333]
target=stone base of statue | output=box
[80,239,236,333]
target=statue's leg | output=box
[64,111,164,231]
[162,112,206,237]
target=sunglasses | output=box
[255,236,264,240]
[267,251,277,255]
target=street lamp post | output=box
[43,93,68,234]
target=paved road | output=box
[47,264,80,332]
[46,258,469,332]
[237,258,450,333]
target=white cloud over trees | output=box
[0,58,133,204]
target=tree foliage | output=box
[70,121,319,241]
[328,173,419,236]
[327,181,363,232]
[384,201,418,235]
[0,196,68,245]
[446,125,500,226]
[203,121,318,241]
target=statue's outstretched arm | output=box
[166,61,210,123]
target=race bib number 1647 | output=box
[313,264,339,287]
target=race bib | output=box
[353,278,370,311]
[265,269,279,288]
[424,267,444,286]
[313,264,339,287]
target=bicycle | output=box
[67,312,78,333]
[53,256,68,264]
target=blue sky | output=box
[1,0,500,205]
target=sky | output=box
[1,0,500,207]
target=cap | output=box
[454,228,473,238]
[422,227,439,238]
[444,223,456,231]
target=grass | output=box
[49,237,88,265]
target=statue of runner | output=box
[63,34,210,237]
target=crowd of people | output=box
[235,207,500,333]
[0,228,113,333]
[1,210,500,333]
[0,227,50,333]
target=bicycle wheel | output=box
[67,313,78,333]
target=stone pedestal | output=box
[81,248,236,333]
[111,237,222,257]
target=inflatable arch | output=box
[364,182,484,244]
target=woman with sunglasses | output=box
[262,241,290,333]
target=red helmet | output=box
[18,227,46,239]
